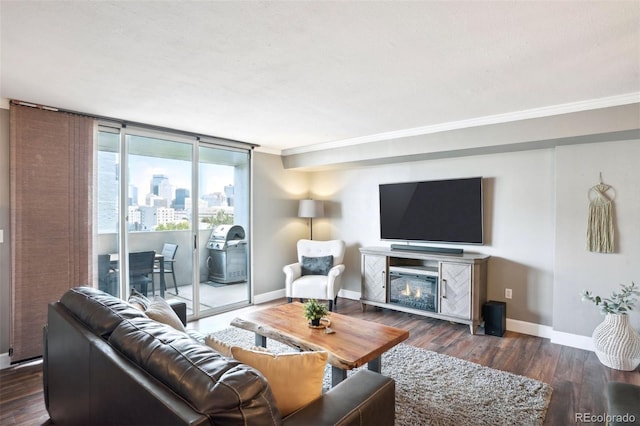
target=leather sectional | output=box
[43,287,395,425]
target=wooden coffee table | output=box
[230,302,409,386]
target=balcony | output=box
[96,228,249,317]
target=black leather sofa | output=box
[607,382,640,425]
[43,287,395,425]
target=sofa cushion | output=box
[128,288,151,311]
[145,296,186,333]
[231,346,328,417]
[109,317,282,425]
[59,286,146,337]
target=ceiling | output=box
[1,1,639,154]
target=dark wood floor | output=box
[1,297,638,425]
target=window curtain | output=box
[10,103,94,362]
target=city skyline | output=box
[128,155,234,204]
[98,151,237,233]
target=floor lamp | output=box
[298,199,324,240]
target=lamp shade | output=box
[298,199,324,218]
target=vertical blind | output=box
[10,103,94,362]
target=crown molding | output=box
[254,145,282,155]
[282,92,640,156]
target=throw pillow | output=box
[231,346,327,417]
[128,288,151,311]
[204,335,271,358]
[204,335,234,357]
[301,255,333,276]
[145,296,187,333]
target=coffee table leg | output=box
[368,356,381,373]
[331,367,347,387]
[255,333,267,348]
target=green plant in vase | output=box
[303,299,329,327]
[580,282,639,315]
[580,282,640,371]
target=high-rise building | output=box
[139,206,175,230]
[128,184,138,206]
[150,174,173,204]
[146,193,168,208]
[127,206,141,231]
[202,192,224,207]
[151,174,169,196]
[96,151,118,233]
[174,188,190,210]
[224,184,234,207]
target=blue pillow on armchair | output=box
[301,255,334,276]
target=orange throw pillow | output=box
[231,346,327,416]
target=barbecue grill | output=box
[206,225,247,284]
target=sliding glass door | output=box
[95,128,121,298]
[95,126,251,319]
[126,132,194,304]
[196,143,251,315]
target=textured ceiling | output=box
[1,1,639,153]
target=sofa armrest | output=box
[167,299,187,326]
[607,382,640,425]
[42,325,50,412]
[283,370,395,426]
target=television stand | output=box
[359,246,490,334]
[390,244,463,255]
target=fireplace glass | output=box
[389,272,437,312]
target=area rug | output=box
[210,327,552,426]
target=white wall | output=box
[310,148,556,326]
[1,110,638,358]
[252,152,310,298]
[555,139,640,336]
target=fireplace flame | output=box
[401,282,422,298]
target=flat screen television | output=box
[379,177,483,245]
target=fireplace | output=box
[389,271,438,312]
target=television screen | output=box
[379,177,483,244]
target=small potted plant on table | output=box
[303,299,329,327]
[581,282,640,371]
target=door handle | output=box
[441,278,447,299]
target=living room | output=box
[1,1,639,425]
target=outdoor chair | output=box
[154,243,179,295]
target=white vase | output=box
[592,313,640,371]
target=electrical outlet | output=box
[505,288,512,299]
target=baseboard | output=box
[550,329,595,352]
[506,318,554,339]
[253,288,286,304]
[0,352,10,370]
[338,289,360,301]
[507,318,595,351]
[260,289,596,351]
[255,288,359,305]
[506,318,596,351]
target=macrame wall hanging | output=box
[586,173,615,253]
